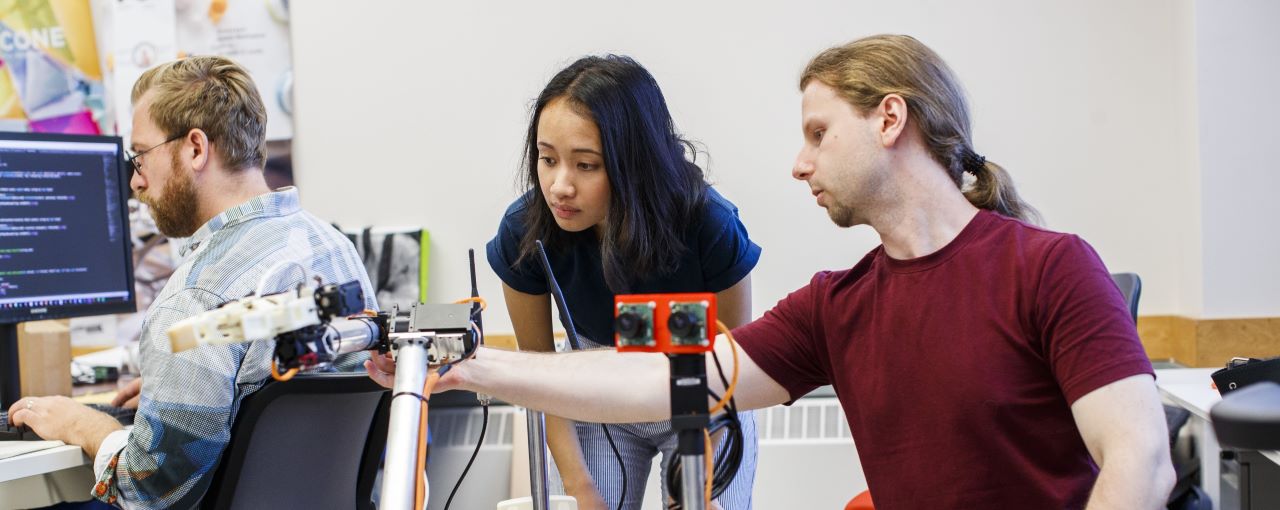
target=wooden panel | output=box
[483,332,567,352]
[1196,317,1280,368]
[1138,316,1198,365]
[1137,316,1280,368]
[484,334,520,351]
[491,317,1280,369]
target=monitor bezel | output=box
[0,131,138,324]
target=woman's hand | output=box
[364,351,397,389]
[564,480,609,510]
[364,350,468,392]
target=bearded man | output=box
[7,56,376,509]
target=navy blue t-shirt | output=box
[486,187,761,347]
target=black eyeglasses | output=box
[125,134,185,176]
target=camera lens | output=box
[616,312,644,339]
[668,311,700,337]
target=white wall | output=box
[1195,0,1280,319]
[289,0,1204,334]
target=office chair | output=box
[201,372,391,510]
[1110,272,1142,322]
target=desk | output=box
[0,443,94,508]
[0,390,118,508]
[0,443,89,483]
[1156,368,1280,508]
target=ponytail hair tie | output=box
[963,150,986,175]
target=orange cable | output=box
[270,360,298,381]
[709,320,739,414]
[703,430,713,506]
[414,370,442,510]
[454,297,487,310]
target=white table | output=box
[0,443,88,483]
[1155,368,1280,508]
[0,443,94,508]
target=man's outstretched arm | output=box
[365,335,792,423]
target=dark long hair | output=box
[516,55,707,293]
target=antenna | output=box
[535,240,581,351]
[468,248,482,333]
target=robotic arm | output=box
[166,280,477,374]
[165,259,485,510]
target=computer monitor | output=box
[0,132,136,408]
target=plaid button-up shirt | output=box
[93,187,376,508]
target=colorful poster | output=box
[176,0,293,140]
[0,0,109,134]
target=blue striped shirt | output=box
[92,187,376,508]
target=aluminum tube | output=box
[526,410,551,510]
[327,318,382,354]
[381,340,430,510]
[680,454,706,510]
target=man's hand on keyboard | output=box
[111,377,143,409]
[7,396,124,457]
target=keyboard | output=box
[0,403,136,442]
[87,403,137,426]
[0,410,38,441]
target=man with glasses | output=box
[6,56,376,509]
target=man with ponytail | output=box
[746,34,1174,509]
[369,35,1174,510]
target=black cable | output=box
[710,350,737,412]
[665,413,743,504]
[444,404,489,510]
[391,391,429,404]
[533,240,626,508]
[663,349,746,508]
[600,424,626,510]
[707,349,743,499]
[708,414,743,497]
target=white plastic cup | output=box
[495,495,578,510]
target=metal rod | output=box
[381,336,431,510]
[681,454,707,510]
[328,318,381,355]
[526,409,551,510]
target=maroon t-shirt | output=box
[734,210,1153,510]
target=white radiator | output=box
[751,398,866,509]
[635,397,866,509]
[426,406,518,510]
[427,399,866,510]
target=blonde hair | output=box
[800,35,1041,224]
[132,55,267,171]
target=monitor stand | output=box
[1,323,20,409]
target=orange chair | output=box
[845,490,874,510]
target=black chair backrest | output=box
[1111,272,1142,321]
[202,373,390,510]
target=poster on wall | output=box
[176,0,293,141]
[96,0,178,141]
[0,0,109,134]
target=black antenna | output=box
[535,240,581,350]
[468,248,482,334]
